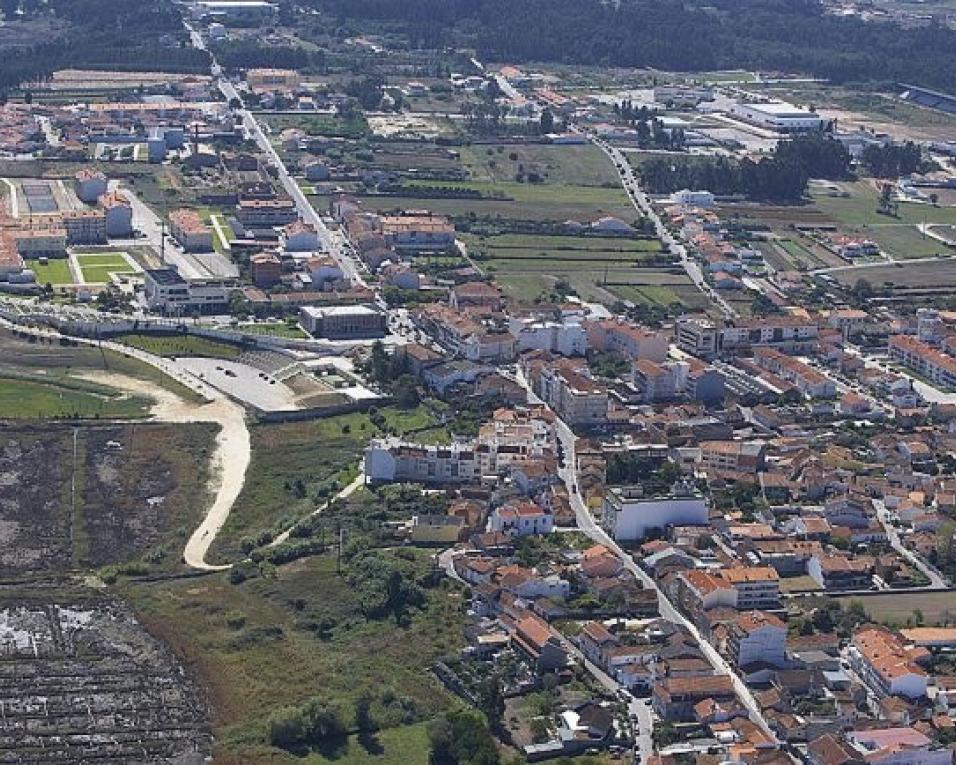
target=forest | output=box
[308,0,956,92]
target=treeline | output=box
[640,134,852,201]
[0,0,209,91]
[306,0,956,91]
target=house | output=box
[727,611,787,668]
[249,252,282,288]
[98,191,133,237]
[557,702,615,750]
[512,613,568,672]
[488,502,554,536]
[808,552,874,591]
[450,281,502,311]
[283,220,320,252]
[652,675,737,721]
[75,168,107,203]
[846,728,950,765]
[577,620,619,665]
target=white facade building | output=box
[602,481,708,541]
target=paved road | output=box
[513,369,776,743]
[873,499,948,589]
[186,23,367,288]
[581,133,738,319]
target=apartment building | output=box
[381,212,455,254]
[632,359,682,403]
[889,334,956,391]
[754,347,836,398]
[62,210,107,245]
[74,168,107,203]
[169,209,213,252]
[450,281,502,311]
[677,316,819,357]
[142,267,234,314]
[719,567,780,610]
[236,198,298,227]
[11,223,67,258]
[849,627,928,699]
[602,481,708,541]
[586,319,669,362]
[808,552,874,591]
[525,357,609,426]
[416,304,516,362]
[698,440,766,473]
[509,315,587,356]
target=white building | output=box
[729,100,828,133]
[601,481,708,541]
[509,316,587,356]
[727,611,787,668]
[488,502,555,536]
[671,189,715,208]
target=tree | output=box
[354,691,377,736]
[393,374,420,409]
[428,709,499,765]
[539,107,554,134]
[476,675,505,733]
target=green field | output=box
[207,213,234,253]
[115,333,243,359]
[458,143,621,187]
[836,592,956,626]
[0,374,151,419]
[30,258,74,285]
[75,252,134,284]
[121,549,465,763]
[231,322,309,339]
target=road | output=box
[513,369,775,743]
[873,499,947,589]
[185,23,367,288]
[582,134,738,320]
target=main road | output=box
[186,23,367,288]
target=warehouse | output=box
[729,100,828,132]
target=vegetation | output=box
[114,333,244,359]
[0,374,151,420]
[307,0,956,91]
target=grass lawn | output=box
[75,252,134,284]
[115,333,243,359]
[30,258,75,285]
[120,551,466,763]
[0,374,151,419]
[232,322,310,339]
[207,213,234,253]
[812,183,956,228]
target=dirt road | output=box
[62,371,250,572]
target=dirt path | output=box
[71,370,250,572]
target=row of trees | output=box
[640,134,853,201]
[860,141,927,178]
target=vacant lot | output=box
[0,422,216,575]
[830,258,956,289]
[123,549,465,763]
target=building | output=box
[450,281,502,311]
[730,100,829,132]
[169,209,214,253]
[249,252,281,288]
[246,68,300,92]
[62,210,107,245]
[74,168,107,204]
[282,220,320,252]
[488,502,554,536]
[808,552,874,591]
[508,316,587,356]
[298,305,385,339]
[99,192,133,238]
[754,347,836,398]
[193,0,277,23]
[365,439,482,485]
[698,440,766,473]
[849,627,928,699]
[677,317,719,359]
[652,675,736,721]
[11,224,67,258]
[845,728,951,765]
[671,189,716,208]
[512,613,568,672]
[677,316,819,357]
[889,334,956,391]
[586,319,669,362]
[632,359,682,403]
[602,481,708,541]
[719,567,780,610]
[236,198,298,227]
[142,268,234,314]
[381,212,455,254]
[727,611,787,668]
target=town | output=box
[2,0,956,764]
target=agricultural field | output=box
[830,258,956,290]
[121,548,466,763]
[0,422,216,576]
[114,332,244,359]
